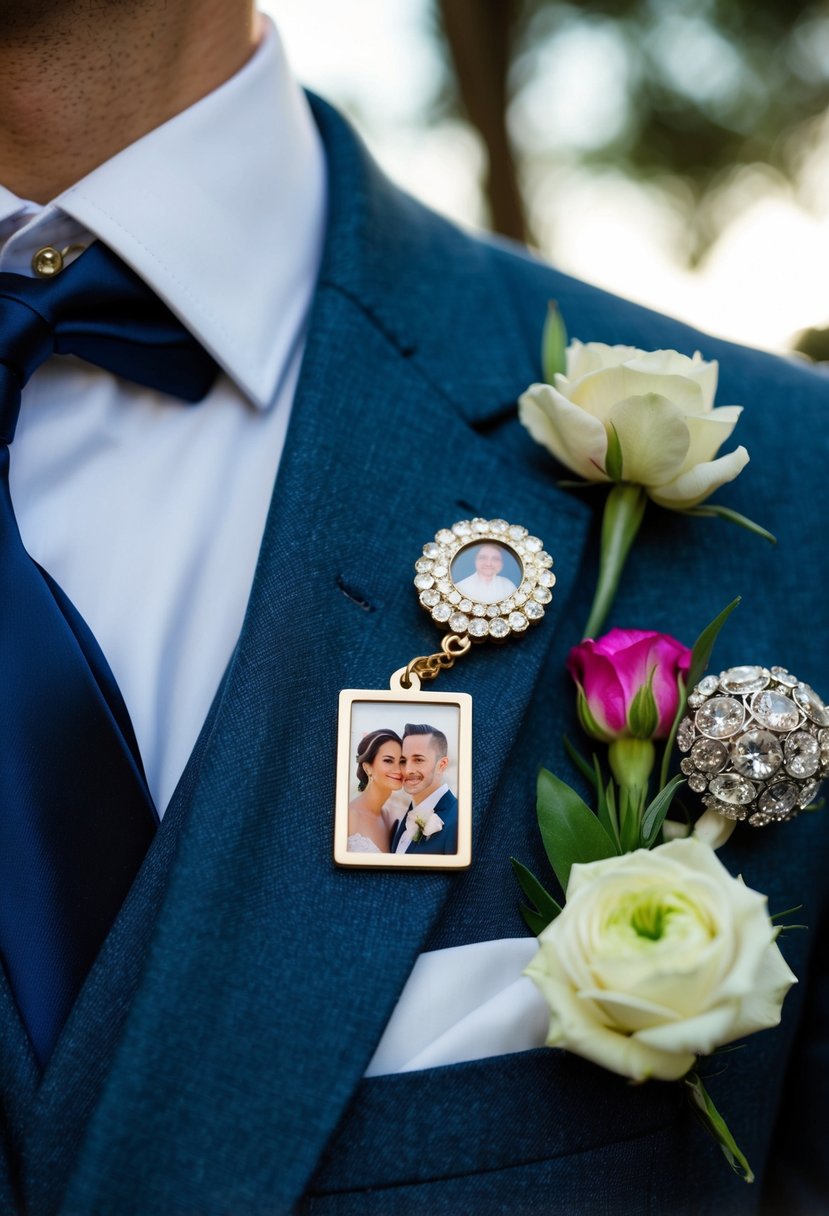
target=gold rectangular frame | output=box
[334,685,472,869]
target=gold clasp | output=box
[398,633,471,688]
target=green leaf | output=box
[686,504,776,545]
[641,775,686,847]
[687,597,741,693]
[575,685,612,743]
[542,301,568,382]
[536,768,619,893]
[658,674,686,792]
[658,599,740,791]
[511,857,563,933]
[563,735,597,788]
[604,777,620,847]
[593,755,620,846]
[618,783,644,852]
[627,670,659,739]
[684,1071,754,1183]
[519,904,550,936]
[604,421,624,481]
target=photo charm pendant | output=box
[334,517,554,870]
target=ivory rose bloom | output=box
[568,628,691,742]
[526,838,796,1082]
[518,341,749,509]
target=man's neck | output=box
[0,0,258,203]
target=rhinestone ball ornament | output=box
[415,519,554,642]
[677,665,829,826]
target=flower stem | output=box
[583,484,647,639]
[610,738,654,849]
[609,738,655,791]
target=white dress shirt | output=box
[3,20,327,814]
[454,572,518,604]
[393,782,449,854]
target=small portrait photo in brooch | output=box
[335,694,471,870]
[450,540,522,605]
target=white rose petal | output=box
[569,366,706,422]
[518,383,609,482]
[565,339,643,383]
[680,406,743,470]
[607,395,690,486]
[519,341,747,510]
[649,446,750,509]
[525,837,796,1083]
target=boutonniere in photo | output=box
[518,308,775,637]
[409,809,443,844]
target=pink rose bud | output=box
[568,628,692,742]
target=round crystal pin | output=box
[678,664,828,828]
[758,782,799,817]
[793,685,829,727]
[751,690,801,732]
[719,665,769,695]
[729,730,784,781]
[784,731,820,778]
[415,519,550,642]
[695,697,745,739]
[709,773,757,806]
[690,738,728,773]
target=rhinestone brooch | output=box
[415,518,555,642]
[677,665,828,826]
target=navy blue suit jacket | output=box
[390,788,459,855]
[2,96,828,1215]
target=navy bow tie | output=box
[0,241,219,1066]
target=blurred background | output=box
[264,0,829,359]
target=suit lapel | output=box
[58,100,593,1214]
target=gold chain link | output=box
[401,634,471,687]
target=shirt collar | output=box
[2,18,327,410]
[411,784,450,818]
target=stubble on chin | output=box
[0,0,144,38]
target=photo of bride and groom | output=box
[347,721,459,857]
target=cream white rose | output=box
[518,341,749,509]
[525,837,796,1082]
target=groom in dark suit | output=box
[1,2,827,1214]
[391,724,460,855]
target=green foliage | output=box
[686,598,741,696]
[684,1070,754,1183]
[536,768,619,894]
[562,735,598,788]
[640,775,685,847]
[575,685,612,743]
[685,503,776,544]
[542,301,568,381]
[659,598,740,790]
[604,422,623,481]
[511,857,563,934]
[626,671,659,739]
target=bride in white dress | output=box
[347,729,404,854]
